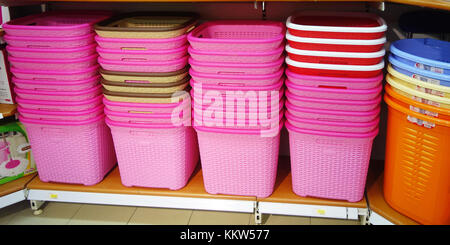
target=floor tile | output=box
[310,217,361,225]
[68,204,136,225]
[264,215,311,225]
[189,210,251,225]
[0,201,29,225]
[128,207,192,225]
[8,202,81,225]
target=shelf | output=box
[0,104,17,119]
[365,164,419,225]
[389,0,450,11]
[0,173,37,208]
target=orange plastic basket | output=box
[384,94,450,225]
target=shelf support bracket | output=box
[358,208,369,225]
[30,200,46,216]
[254,201,262,225]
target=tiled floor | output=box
[0,201,361,225]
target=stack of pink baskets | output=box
[284,12,387,202]
[188,21,286,198]
[94,13,199,190]
[3,11,117,185]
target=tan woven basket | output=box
[95,12,198,39]
[102,87,190,104]
[99,67,189,84]
[101,76,189,94]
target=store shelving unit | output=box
[0,173,36,209]
[1,0,447,225]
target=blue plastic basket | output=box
[390,38,450,75]
[389,55,450,87]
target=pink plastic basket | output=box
[286,121,378,202]
[8,54,98,70]
[193,95,284,114]
[189,57,284,75]
[98,56,188,73]
[3,11,111,37]
[19,115,116,185]
[194,124,282,197]
[6,43,97,59]
[286,100,380,122]
[12,75,100,92]
[106,118,198,190]
[188,45,284,63]
[193,110,283,130]
[191,78,284,99]
[286,89,381,112]
[14,84,102,101]
[3,33,96,49]
[96,45,188,62]
[18,105,104,121]
[103,97,190,114]
[104,107,190,125]
[190,68,283,86]
[11,65,99,81]
[286,79,382,100]
[95,35,187,51]
[15,95,103,112]
[285,69,383,90]
[188,21,285,52]
[285,111,379,133]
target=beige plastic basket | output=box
[102,87,190,104]
[99,67,189,84]
[95,12,198,39]
[101,76,189,94]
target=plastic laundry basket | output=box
[3,11,111,37]
[389,55,450,87]
[6,43,97,59]
[190,68,283,87]
[3,33,96,49]
[390,38,450,75]
[104,107,190,125]
[285,69,382,90]
[20,115,116,185]
[286,89,381,112]
[286,12,387,40]
[106,118,198,190]
[95,12,199,39]
[286,121,378,202]
[15,95,103,112]
[286,32,386,52]
[286,57,384,77]
[98,55,188,73]
[188,45,284,64]
[101,76,188,94]
[189,56,284,75]
[99,66,188,84]
[388,65,450,99]
[383,95,450,225]
[96,45,188,61]
[95,35,187,51]
[102,88,190,104]
[385,84,450,120]
[103,97,190,114]
[286,79,382,100]
[195,124,282,198]
[286,44,385,66]
[188,20,285,52]
[14,84,102,101]
[18,104,104,121]
[12,75,100,92]
[8,54,98,70]
[11,65,99,81]
[386,74,450,109]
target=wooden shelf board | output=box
[0,104,17,118]
[257,156,367,209]
[365,164,420,225]
[389,0,450,11]
[0,173,36,197]
[26,165,257,201]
